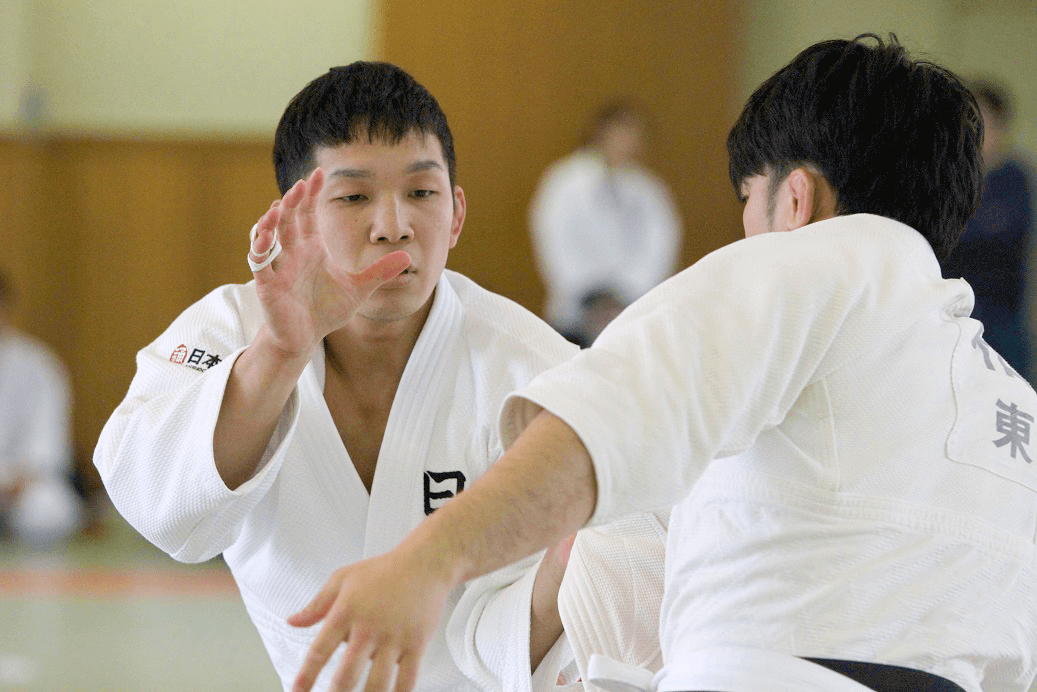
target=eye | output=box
[336,194,367,203]
[412,189,436,199]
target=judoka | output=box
[93,62,578,692]
[281,35,1037,692]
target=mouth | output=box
[384,265,414,282]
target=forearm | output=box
[404,410,596,599]
[214,325,312,489]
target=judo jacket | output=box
[95,270,578,692]
[504,215,1037,692]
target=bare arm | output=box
[287,410,597,692]
[212,327,311,489]
[213,169,410,489]
[529,533,575,672]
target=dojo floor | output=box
[0,506,280,691]
[3,507,1036,692]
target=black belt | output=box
[805,658,967,692]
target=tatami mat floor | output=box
[0,508,280,691]
[5,507,1035,692]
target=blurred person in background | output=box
[530,99,682,347]
[0,270,83,552]
[941,79,1036,382]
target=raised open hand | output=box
[248,168,411,358]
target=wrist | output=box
[401,518,470,592]
[252,325,317,373]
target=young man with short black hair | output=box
[285,36,1037,692]
[95,62,577,691]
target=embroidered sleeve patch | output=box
[947,323,1037,490]
[169,343,222,372]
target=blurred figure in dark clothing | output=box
[941,79,1036,382]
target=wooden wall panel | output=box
[0,0,745,484]
[0,136,278,465]
[377,0,746,310]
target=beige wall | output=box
[0,0,374,134]
[378,0,746,310]
[4,1,1034,144]
[945,1,1037,159]
[0,0,33,123]
[739,0,953,99]
[740,0,1037,160]
[1,0,1035,474]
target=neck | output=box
[323,298,432,383]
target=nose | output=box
[370,196,413,244]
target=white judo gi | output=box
[529,150,682,335]
[94,270,578,692]
[502,214,1037,692]
[555,511,667,692]
[0,328,82,549]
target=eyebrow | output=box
[327,159,444,180]
[405,159,444,174]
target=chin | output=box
[362,292,435,325]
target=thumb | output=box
[287,575,342,628]
[351,250,412,290]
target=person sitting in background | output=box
[941,79,1036,382]
[0,270,83,552]
[529,99,682,347]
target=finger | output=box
[328,626,378,691]
[287,572,343,628]
[350,251,412,288]
[282,176,308,209]
[361,648,399,692]
[393,653,421,692]
[293,619,356,692]
[277,178,309,248]
[249,205,282,260]
[300,167,324,215]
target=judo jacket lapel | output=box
[364,274,465,559]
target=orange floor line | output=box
[0,566,240,598]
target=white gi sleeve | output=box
[502,219,913,526]
[93,284,299,563]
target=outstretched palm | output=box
[248,168,410,356]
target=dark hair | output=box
[970,79,1012,125]
[0,268,13,307]
[727,33,983,260]
[586,98,645,145]
[273,62,456,195]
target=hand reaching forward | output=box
[249,168,411,357]
[287,545,458,692]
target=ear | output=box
[449,185,466,249]
[776,168,817,231]
[776,167,838,231]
